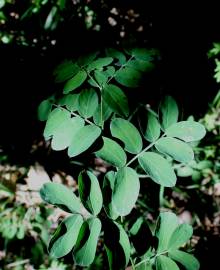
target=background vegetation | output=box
[0,1,220,269]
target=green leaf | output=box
[103,84,129,117]
[156,255,180,270]
[44,6,58,30]
[51,116,84,151]
[73,217,102,266]
[136,262,153,270]
[68,125,101,157]
[115,67,142,87]
[131,48,153,61]
[160,96,179,130]
[78,89,98,118]
[110,118,143,154]
[63,70,87,94]
[168,223,193,250]
[77,52,98,67]
[144,112,161,142]
[105,48,126,64]
[169,250,200,270]
[58,94,79,111]
[48,214,83,258]
[38,99,52,121]
[155,137,194,163]
[103,171,119,220]
[105,66,115,77]
[138,152,177,187]
[40,182,81,213]
[104,221,130,270]
[87,57,113,71]
[128,59,154,72]
[112,167,140,216]
[177,166,193,177]
[155,212,179,253]
[53,60,80,83]
[94,70,108,86]
[78,171,103,215]
[93,101,112,126]
[165,121,206,142]
[96,137,127,167]
[43,108,70,139]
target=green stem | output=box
[159,186,165,207]
[126,141,156,167]
[126,134,166,167]
[53,104,96,126]
[107,55,134,84]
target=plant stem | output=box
[159,186,165,207]
[126,141,156,167]
[53,104,96,126]
[107,55,134,84]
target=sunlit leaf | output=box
[63,70,87,94]
[48,214,83,258]
[112,167,140,216]
[40,182,81,213]
[155,137,194,163]
[138,152,176,187]
[110,118,142,154]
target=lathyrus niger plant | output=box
[38,48,206,270]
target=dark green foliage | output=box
[38,49,206,269]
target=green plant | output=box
[38,48,205,269]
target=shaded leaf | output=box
[40,182,81,213]
[77,52,98,67]
[48,214,83,258]
[112,167,140,216]
[138,152,176,187]
[155,137,194,163]
[104,220,130,270]
[115,67,142,87]
[128,59,154,72]
[73,217,102,266]
[78,89,98,118]
[165,121,206,142]
[169,250,200,270]
[131,48,153,61]
[103,84,129,117]
[96,137,127,167]
[63,70,87,94]
[53,60,80,83]
[160,96,179,130]
[130,217,153,256]
[155,212,179,252]
[156,255,180,270]
[103,172,119,220]
[110,118,142,154]
[38,99,52,121]
[105,48,126,64]
[78,171,103,215]
[68,125,101,157]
